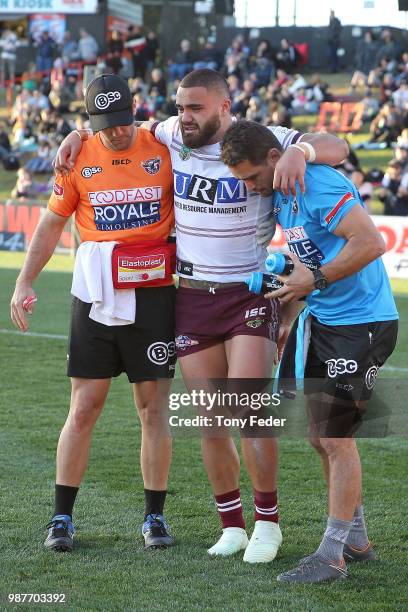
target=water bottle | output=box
[265,253,294,275]
[245,271,283,295]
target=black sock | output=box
[54,484,79,519]
[144,489,167,519]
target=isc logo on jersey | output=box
[88,187,163,231]
[173,170,247,205]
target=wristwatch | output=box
[312,269,329,290]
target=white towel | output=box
[71,241,136,326]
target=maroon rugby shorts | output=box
[175,284,280,356]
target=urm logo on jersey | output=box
[173,170,247,206]
[88,186,162,231]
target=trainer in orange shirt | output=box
[10,74,176,552]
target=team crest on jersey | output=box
[292,197,299,214]
[141,156,161,175]
[246,318,264,329]
[175,335,199,350]
[53,183,64,199]
[179,144,192,161]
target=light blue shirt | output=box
[273,164,398,325]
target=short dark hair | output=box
[180,69,230,98]
[221,120,282,167]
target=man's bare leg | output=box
[133,379,172,491]
[179,343,246,556]
[44,378,111,551]
[57,378,111,486]
[226,335,282,563]
[133,379,175,548]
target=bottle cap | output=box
[265,253,286,274]
[245,271,263,294]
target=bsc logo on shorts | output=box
[147,341,176,365]
[325,358,358,378]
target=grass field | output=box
[1,257,408,612]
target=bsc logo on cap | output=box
[94,91,121,110]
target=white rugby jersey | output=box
[154,116,301,282]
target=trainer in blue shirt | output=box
[221,120,398,586]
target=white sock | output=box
[207,527,249,557]
[243,521,282,563]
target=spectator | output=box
[0,28,18,86]
[78,28,98,63]
[35,31,56,75]
[133,92,151,121]
[61,31,79,66]
[125,25,147,79]
[194,40,219,71]
[350,31,379,93]
[224,34,250,74]
[245,95,265,122]
[29,89,50,118]
[145,30,159,74]
[263,99,291,129]
[360,89,380,122]
[379,72,397,105]
[148,68,167,98]
[168,39,194,82]
[276,38,298,74]
[25,135,54,174]
[0,121,11,160]
[375,29,401,69]
[49,81,74,113]
[250,40,275,88]
[226,74,240,99]
[370,102,402,146]
[11,89,31,122]
[21,62,38,92]
[328,10,342,73]
[54,113,72,140]
[221,54,243,82]
[392,78,408,112]
[379,160,408,215]
[11,168,34,198]
[351,169,374,212]
[106,30,124,75]
[231,78,256,117]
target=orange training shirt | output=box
[48,129,174,244]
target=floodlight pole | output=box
[275,0,280,26]
[293,0,297,25]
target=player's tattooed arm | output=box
[273,134,349,197]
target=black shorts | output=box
[304,317,398,436]
[67,285,176,382]
[304,318,398,399]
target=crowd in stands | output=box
[0,23,406,214]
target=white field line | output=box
[0,328,68,340]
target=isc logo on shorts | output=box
[147,341,176,365]
[245,307,266,319]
